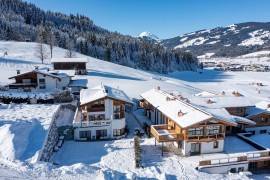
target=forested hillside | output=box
[0,0,198,73]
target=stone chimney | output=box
[178,110,183,117]
[157,86,160,90]
[221,91,225,95]
[16,70,20,75]
[232,91,241,97]
[166,97,171,101]
[206,99,213,104]
[178,95,184,100]
[186,99,190,103]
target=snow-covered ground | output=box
[0,41,270,179]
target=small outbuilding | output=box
[51,58,88,75]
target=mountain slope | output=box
[162,22,270,57]
[0,0,198,74]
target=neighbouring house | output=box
[245,101,270,135]
[8,68,71,92]
[67,79,88,97]
[73,84,133,141]
[140,88,238,156]
[51,58,88,75]
[189,90,256,135]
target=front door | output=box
[249,162,257,170]
[96,129,107,140]
[86,131,91,141]
[191,143,200,155]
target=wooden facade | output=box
[246,113,270,128]
[53,62,86,70]
[151,113,229,144]
[225,107,247,117]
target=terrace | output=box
[151,124,183,142]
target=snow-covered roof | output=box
[231,115,256,125]
[188,95,254,109]
[68,79,88,87]
[141,89,237,128]
[246,107,270,118]
[194,91,217,97]
[57,70,76,77]
[80,84,133,105]
[51,58,88,63]
[255,101,270,111]
[9,69,70,80]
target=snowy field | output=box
[0,41,270,179]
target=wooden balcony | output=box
[151,124,184,142]
[86,106,105,112]
[8,83,37,89]
[187,133,225,142]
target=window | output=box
[100,130,107,137]
[237,107,243,113]
[80,131,91,138]
[238,167,244,172]
[89,114,105,121]
[206,126,221,135]
[113,129,121,136]
[213,141,219,149]
[39,79,46,89]
[230,168,237,173]
[261,117,269,123]
[22,79,31,84]
[188,127,203,135]
[260,130,267,134]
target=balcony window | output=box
[89,114,105,121]
[188,127,203,135]
[206,126,221,135]
[87,100,105,112]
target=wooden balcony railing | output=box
[151,124,183,142]
[187,133,225,142]
[87,107,105,112]
[8,83,37,89]
[199,150,270,167]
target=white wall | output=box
[74,126,111,141]
[181,140,224,156]
[36,74,71,92]
[199,163,248,174]
[57,77,71,89]
[112,118,125,129]
[74,98,127,141]
[37,74,56,91]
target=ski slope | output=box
[0,41,269,179]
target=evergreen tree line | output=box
[0,0,198,73]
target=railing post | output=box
[155,139,156,146]
[162,142,163,156]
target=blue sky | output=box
[25,0,270,39]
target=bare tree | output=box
[34,43,49,64]
[65,39,76,58]
[48,30,55,58]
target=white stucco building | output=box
[73,84,133,141]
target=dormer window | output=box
[206,99,213,104]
